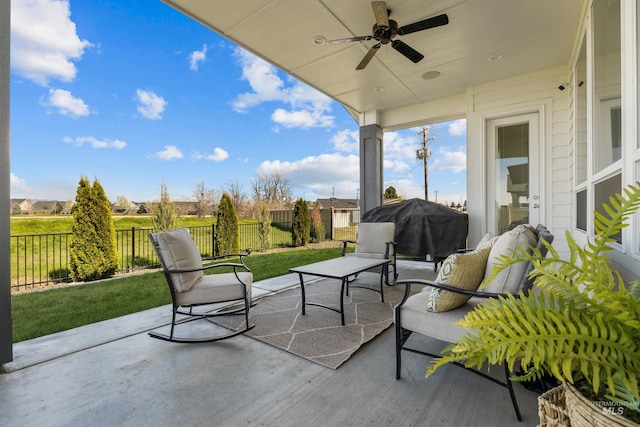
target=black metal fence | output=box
[10,221,358,291]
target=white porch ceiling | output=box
[162,0,584,125]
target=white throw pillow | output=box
[482,224,537,294]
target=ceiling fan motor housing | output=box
[373,19,399,44]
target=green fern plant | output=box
[427,182,640,415]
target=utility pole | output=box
[416,127,434,201]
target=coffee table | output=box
[289,257,390,325]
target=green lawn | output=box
[11,246,348,343]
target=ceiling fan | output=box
[325,1,449,70]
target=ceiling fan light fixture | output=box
[312,36,326,45]
[422,70,440,80]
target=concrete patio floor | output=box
[0,260,540,426]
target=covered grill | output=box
[361,198,468,261]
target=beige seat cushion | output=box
[175,272,253,306]
[482,224,537,294]
[426,248,491,312]
[396,289,484,343]
[154,228,203,292]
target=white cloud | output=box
[135,89,167,120]
[63,136,126,149]
[189,44,207,71]
[195,147,228,162]
[40,88,89,118]
[448,119,467,136]
[430,149,466,173]
[383,158,411,173]
[10,173,32,194]
[331,129,359,153]
[257,153,360,197]
[381,130,421,173]
[155,145,183,160]
[271,106,333,129]
[232,48,334,129]
[10,0,92,85]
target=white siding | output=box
[466,66,571,255]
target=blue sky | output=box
[9,0,467,206]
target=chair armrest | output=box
[394,279,432,307]
[455,248,475,254]
[164,252,252,275]
[201,262,250,272]
[163,263,250,274]
[202,250,251,262]
[395,278,509,309]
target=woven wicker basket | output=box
[537,384,570,427]
[564,382,638,427]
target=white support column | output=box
[359,124,384,216]
[0,0,12,365]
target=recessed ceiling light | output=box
[488,53,504,61]
[422,71,440,80]
[312,36,326,45]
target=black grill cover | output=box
[361,198,468,258]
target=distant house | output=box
[315,198,360,228]
[143,201,213,217]
[9,198,33,215]
[31,201,53,214]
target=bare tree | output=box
[192,180,218,219]
[114,195,134,214]
[251,172,294,209]
[225,180,248,218]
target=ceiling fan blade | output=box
[371,1,389,28]
[325,35,373,45]
[399,14,449,35]
[391,40,424,63]
[356,43,381,70]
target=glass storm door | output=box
[487,113,540,234]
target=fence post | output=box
[211,223,215,256]
[330,207,335,240]
[131,227,136,271]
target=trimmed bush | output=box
[93,180,119,276]
[214,192,240,255]
[258,204,271,250]
[69,177,119,281]
[310,201,325,242]
[292,198,310,246]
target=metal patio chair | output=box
[342,222,397,285]
[394,224,554,422]
[148,228,254,343]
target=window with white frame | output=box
[574,0,622,240]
